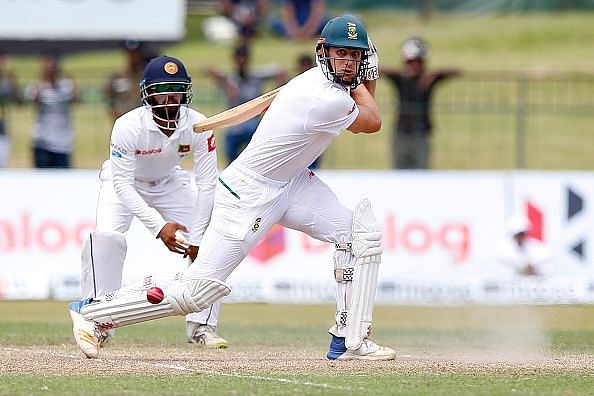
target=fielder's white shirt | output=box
[235,67,359,182]
[108,106,218,244]
[496,237,552,277]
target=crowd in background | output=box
[0,2,563,282]
[0,0,462,170]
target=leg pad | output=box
[81,276,230,329]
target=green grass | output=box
[3,373,593,396]
[4,10,594,169]
[0,302,593,394]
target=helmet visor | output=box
[150,83,189,94]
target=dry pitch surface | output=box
[2,344,592,377]
[1,303,593,394]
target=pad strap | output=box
[334,267,354,282]
[335,242,352,251]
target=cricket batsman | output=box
[70,15,395,361]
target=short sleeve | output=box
[305,90,359,135]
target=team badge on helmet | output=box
[164,61,179,74]
[140,56,193,131]
[347,22,358,40]
[316,15,369,89]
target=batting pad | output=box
[81,276,230,329]
[346,198,383,351]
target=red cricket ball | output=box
[146,286,164,304]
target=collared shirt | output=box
[108,106,218,244]
[236,67,358,182]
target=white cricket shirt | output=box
[235,67,359,182]
[107,106,218,244]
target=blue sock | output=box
[68,298,93,313]
[327,335,347,360]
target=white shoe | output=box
[69,299,106,359]
[186,322,229,349]
[330,336,395,361]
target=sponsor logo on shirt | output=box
[207,134,216,152]
[178,144,191,153]
[110,141,128,155]
[135,148,162,155]
[348,103,356,115]
[111,150,122,158]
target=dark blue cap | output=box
[142,55,191,85]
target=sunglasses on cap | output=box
[151,83,187,94]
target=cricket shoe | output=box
[69,298,108,359]
[186,322,229,349]
[327,335,395,361]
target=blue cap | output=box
[142,55,191,85]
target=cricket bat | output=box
[193,86,283,133]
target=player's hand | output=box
[184,245,199,263]
[364,36,379,81]
[157,222,189,254]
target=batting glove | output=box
[364,36,379,81]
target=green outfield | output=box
[4,10,594,169]
[0,301,593,395]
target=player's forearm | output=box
[362,79,376,98]
[112,180,167,237]
[348,84,381,133]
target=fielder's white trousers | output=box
[186,163,355,333]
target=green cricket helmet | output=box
[315,15,369,89]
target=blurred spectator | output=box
[105,40,158,121]
[295,53,321,169]
[381,37,461,169]
[495,215,552,277]
[27,51,79,168]
[0,50,21,167]
[219,0,270,44]
[203,15,238,43]
[207,44,287,164]
[270,0,328,40]
[297,53,315,73]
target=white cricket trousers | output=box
[84,162,220,326]
[186,163,356,332]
